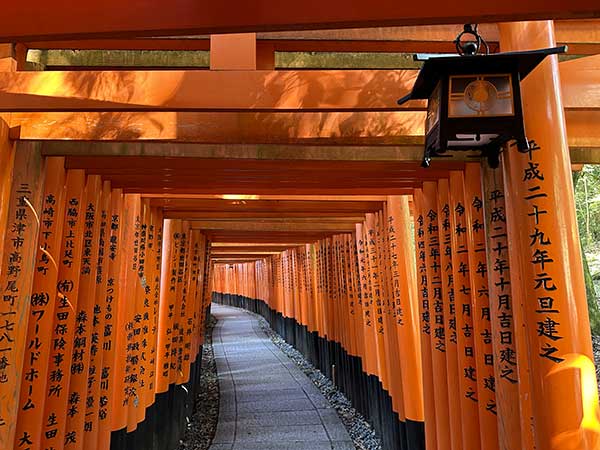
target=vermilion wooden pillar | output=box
[388,195,426,448]
[97,188,123,450]
[65,174,103,448]
[422,181,451,450]
[356,223,378,378]
[413,189,437,450]
[500,20,600,450]
[448,171,482,450]
[40,169,85,450]
[480,162,533,450]
[82,180,111,448]
[13,157,66,450]
[463,164,501,450]
[436,178,463,450]
[0,143,44,450]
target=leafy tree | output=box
[573,168,600,335]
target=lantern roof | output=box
[398,45,567,104]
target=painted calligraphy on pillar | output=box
[415,213,431,337]
[486,183,521,383]
[1,181,35,449]
[387,214,405,325]
[372,217,384,335]
[358,230,371,328]
[451,196,481,404]
[515,141,565,363]
[42,171,85,450]
[466,177,498,418]
[82,190,109,442]
[426,208,444,353]
[98,205,119,427]
[440,202,457,347]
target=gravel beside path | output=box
[179,315,219,450]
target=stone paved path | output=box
[209,303,355,450]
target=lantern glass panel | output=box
[426,81,441,134]
[448,74,514,118]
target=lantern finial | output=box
[454,24,489,56]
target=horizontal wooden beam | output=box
[22,21,600,56]
[148,194,388,201]
[0,70,421,112]
[0,60,592,112]
[129,187,416,195]
[6,111,425,144]
[206,231,345,244]
[164,211,367,219]
[211,242,306,247]
[559,54,600,110]
[59,155,452,194]
[210,246,302,253]
[28,39,457,55]
[192,217,363,224]
[62,156,444,171]
[7,110,600,153]
[211,258,266,263]
[1,1,599,42]
[192,221,366,233]
[28,39,211,52]
[258,20,598,45]
[210,251,282,256]
[42,142,431,162]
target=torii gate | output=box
[0,8,599,450]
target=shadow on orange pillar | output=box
[413,189,438,450]
[379,207,407,426]
[500,20,600,450]
[388,195,426,448]
[13,157,66,450]
[0,145,44,450]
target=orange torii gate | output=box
[0,16,600,450]
[210,22,600,450]
[0,153,213,450]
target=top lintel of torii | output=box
[0,1,598,42]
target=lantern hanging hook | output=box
[455,24,489,56]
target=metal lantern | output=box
[398,26,566,168]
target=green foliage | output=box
[573,167,600,335]
[574,166,600,249]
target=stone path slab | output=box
[209,303,354,450]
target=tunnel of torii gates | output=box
[1,7,600,450]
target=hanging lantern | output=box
[398,25,566,168]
